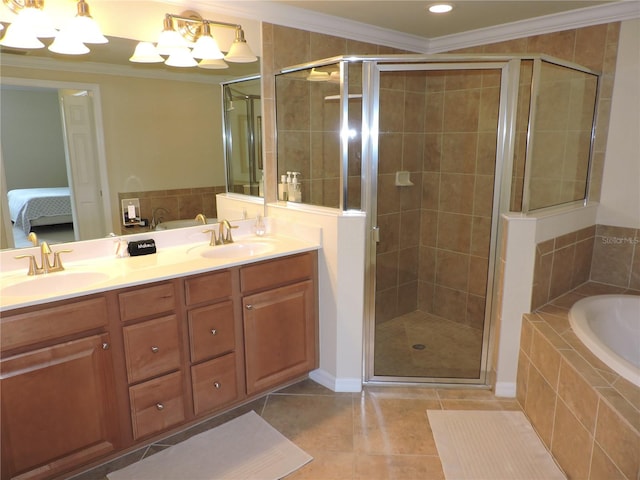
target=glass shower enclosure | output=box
[274,54,599,385]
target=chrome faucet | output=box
[15,234,71,275]
[151,207,169,229]
[195,213,208,225]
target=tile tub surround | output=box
[518,282,640,480]
[531,224,640,311]
[118,186,225,231]
[591,224,640,290]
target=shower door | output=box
[364,61,514,384]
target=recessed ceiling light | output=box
[428,3,454,14]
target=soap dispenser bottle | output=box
[278,174,288,201]
[291,172,302,202]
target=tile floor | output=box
[72,379,523,480]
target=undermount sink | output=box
[2,271,111,297]
[188,240,276,260]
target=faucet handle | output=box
[52,249,73,270]
[14,254,39,276]
[203,229,221,246]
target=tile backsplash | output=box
[591,224,640,290]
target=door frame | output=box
[362,59,520,385]
[0,77,112,242]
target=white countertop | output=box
[0,217,321,312]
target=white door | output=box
[59,91,105,240]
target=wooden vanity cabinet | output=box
[241,252,318,395]
[0,297,120,480]
[0,251,318,479]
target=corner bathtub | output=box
[569,294,640,387]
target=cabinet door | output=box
[243,281,316,395]
[1,334,118,480]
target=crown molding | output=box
[172,0,430,53]
[170,0,639,55]
[427,0,640,53]
[0,53,239,85]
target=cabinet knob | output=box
[213,381,221,389]
[156,403,164,411]
[102,342,110,350]
[246,304,253,310]
[211,329,217,336]
[151,346,160,353]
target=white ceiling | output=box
[273,0,617,38]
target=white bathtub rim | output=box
[569,294,640,388]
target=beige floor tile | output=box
[354,453,445,480]
[262,394,355,452]
[354,396,441,456]
[285,450,354,479]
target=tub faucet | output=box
[151,207,169,229]
[195,213,207,225]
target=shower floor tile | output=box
[374,310,483,379]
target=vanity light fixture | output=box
[428,3,454,13]
[129,10,257,69]
[0,0,107,53]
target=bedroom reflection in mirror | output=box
[1,84,106,248]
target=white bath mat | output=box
[427,410,565,480]
[107,411,313,480]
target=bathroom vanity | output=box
[0,226,319,480]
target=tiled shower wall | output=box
[375,68,498,327]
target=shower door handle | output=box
[372,226,380,243]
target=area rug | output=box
[107,411,313,480]
[427,410,565,480]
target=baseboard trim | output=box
[309,369,362,393]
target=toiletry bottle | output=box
[278,174,288,201]
[291,172,302,202]
[286,171,292,199]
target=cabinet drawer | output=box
[185,270,232,306]
[123,315,181,384]
[188,301,236,363]
[240,253,313,293]
[1,297,108,351]
[191,353,239,416]
[129,371,185,440]
[119,283,176,322]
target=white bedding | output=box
[8,187,72,235]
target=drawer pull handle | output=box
[211,329,217,336]
[102,342,110,350]
[213,382,221,389]
[246,304,253,310]
[156,403,164,411]
[151,346,160,353]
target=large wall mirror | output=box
[0,31,261,250]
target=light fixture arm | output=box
[2,0,44,14]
